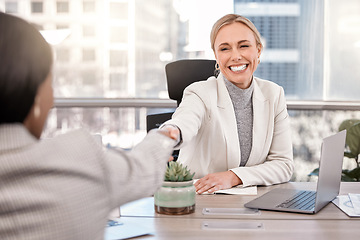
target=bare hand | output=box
[194,171,242,194]
[158,125,180,141]
[156,126,180,162]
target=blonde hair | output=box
[210,14,263,52]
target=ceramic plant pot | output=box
[154,180,196,215]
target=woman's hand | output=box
[157,126,180,141]
[156,126,180,162]
[194,171,242,194]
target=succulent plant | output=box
[164,161,195,182]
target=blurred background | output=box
[1,0,360,181]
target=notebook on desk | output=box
[245,130,346,214]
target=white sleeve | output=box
[104,130,176,208]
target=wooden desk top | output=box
[119,182,360,220]
[117,216,360,240]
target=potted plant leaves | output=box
[154,161,196,215]
[309,119,360,181]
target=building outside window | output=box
[110,26,128,43]
[82,48,96,62]
[31,1,43,13]
[109,2,128,19]
[56,1,69,13]
[5,1,17,13]
[56,48,70,62]
[83,0,95,13]
[82,25,96,37]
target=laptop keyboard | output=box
[276,190,316,211]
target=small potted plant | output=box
[154,161,196,215]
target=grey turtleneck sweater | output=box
[224,78,254,167]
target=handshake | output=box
[157,124,181,144]
[156,125,181,162]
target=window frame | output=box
[54,98,360,111]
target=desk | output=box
[115,182,360,239]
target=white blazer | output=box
[164,73,294,187]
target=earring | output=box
[258,59,261,64]
[34,105,41,119]
[214,62,220,77]
[33,96,41,119]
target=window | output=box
[109,2,128,19]
[56,24,69,29]
[82,25,95,37]
[83,0,95,13]
[234,0,323,100]
[82,70,97,85]
[4,0,360,99]
[5,1,17,13]
[5,0,360,181]
[57,1,69,13]
[110,50,127,68]
[31,1,43,13]
[234,0,360,101]
[326,0,360,100]
[110,73,128,92]
[56,48,70,62]
[110,26,128,43]
[82,49,96,62]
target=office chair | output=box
[146,59,216,160]
[165,59,217,106]
[146,59,217,132]
[146,112,174,132]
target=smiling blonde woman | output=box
[162,14,294,194]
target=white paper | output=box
[104,219,153,240]
[214,185,257,195]
[348,193,360,215]
[193,179,257,195]
[332,195,360,217]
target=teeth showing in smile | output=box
[230,65,247,72]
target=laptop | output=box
[244,130,346,214]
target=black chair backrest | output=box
[165,59,216,106]
[146,112,174,132]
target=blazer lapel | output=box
[216,74,241,168]
[247,78,269,165]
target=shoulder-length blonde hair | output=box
[210,14,263,52]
